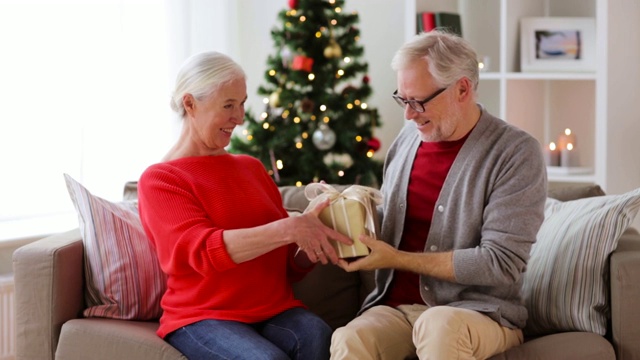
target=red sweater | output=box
[138,154,308,338]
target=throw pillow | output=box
[64,174,166,320]
[522,187,640,336]
[547,184,606,202]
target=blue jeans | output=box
[165,307,331,360]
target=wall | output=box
[606,0,640,230]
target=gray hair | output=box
[170,51,246,118]
[391,30,479,90]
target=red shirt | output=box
[384,136,467,307]
[138,154,308,338]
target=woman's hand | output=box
[291,198,353,265]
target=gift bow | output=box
[304,183,383,242]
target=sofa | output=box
[12,183,640,360]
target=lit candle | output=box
[544,142,560,167]
[561,143,575,167]
[557,128,576,151]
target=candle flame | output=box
[565,128,572,136]
[567,143,574,151]
[549,142,557,151]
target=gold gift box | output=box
[305,184,382,259]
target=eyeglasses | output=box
[392,87,447,113]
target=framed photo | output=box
[520,17,596,72]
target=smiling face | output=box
[183,77,247,156]
[397,59,465,142]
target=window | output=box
[0,1,177,240]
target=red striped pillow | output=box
[64,174,166,320]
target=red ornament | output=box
[367,137,381,152]
[288,0,298,9]
[292,55,314,72]
[362,75,370,84]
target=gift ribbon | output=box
[304,183,383,257]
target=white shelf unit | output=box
[404,0,604,186]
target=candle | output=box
[561,143,575,167]
[544,142,560,167]
[557,128,576,151]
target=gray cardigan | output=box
[361,106,547,329]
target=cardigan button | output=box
[437,205,444,212]
[430,245,438,251]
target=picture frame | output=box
[520,17,596,72]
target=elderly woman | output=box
[138,51,352,360]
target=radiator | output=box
[0,275,15,360]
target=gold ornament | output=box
[269,90,282,108]
[324,39,342,59]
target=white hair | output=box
[170,51,246,118]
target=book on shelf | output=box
[416,12,435,33]
[416,12,462,37]
[435,12,462,37]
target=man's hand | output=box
[336,234,397,272]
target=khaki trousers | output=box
[330,304,523,360]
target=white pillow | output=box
[522,187,640,336]
[64,174,166,320]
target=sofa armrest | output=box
[610,228,640,360]
[12,229,84,360]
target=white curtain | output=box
[0,0,233,241]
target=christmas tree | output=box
[229,0,383,187]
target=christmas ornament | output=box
[269,89,282,108]
[312,124,337,150]
[292,55,314,72]
[281,47,292,68]
[324,39,343,59]
[288,0,298,9]
[323,152,354,168]
[300,98,315,113]
[341,85,357,98]
[367,137,381,152]
[362,75,370,84]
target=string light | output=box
[355,135,362,142]
[338,170,344,176]
[260,112,268,120]
[302,132,309,139]
[293,117,301,123]
[276,160,283,170]
[320,105,327,111]
[299,16,306,22]
[308,73,315,81]
[361,103,368,109]
[262,122,270,129]
[268,70,276,76]
[335,7,342,13]
[323,116,330,123]
[295,181,303,187]
[366,150,374,158]
[315,31,322,38]
[344,57,351,63]
[346,103,353,109]
[296,142,303,149]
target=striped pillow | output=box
[522,188,640,336]
[64,174,166,320]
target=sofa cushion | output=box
[56,319,185,360]
[64,174,166,320]
[488,332,615,360]
[522,187,640,336]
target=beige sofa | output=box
[13,184,640,359]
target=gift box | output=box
[304,183,382,258]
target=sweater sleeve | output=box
[138,165,237,276]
